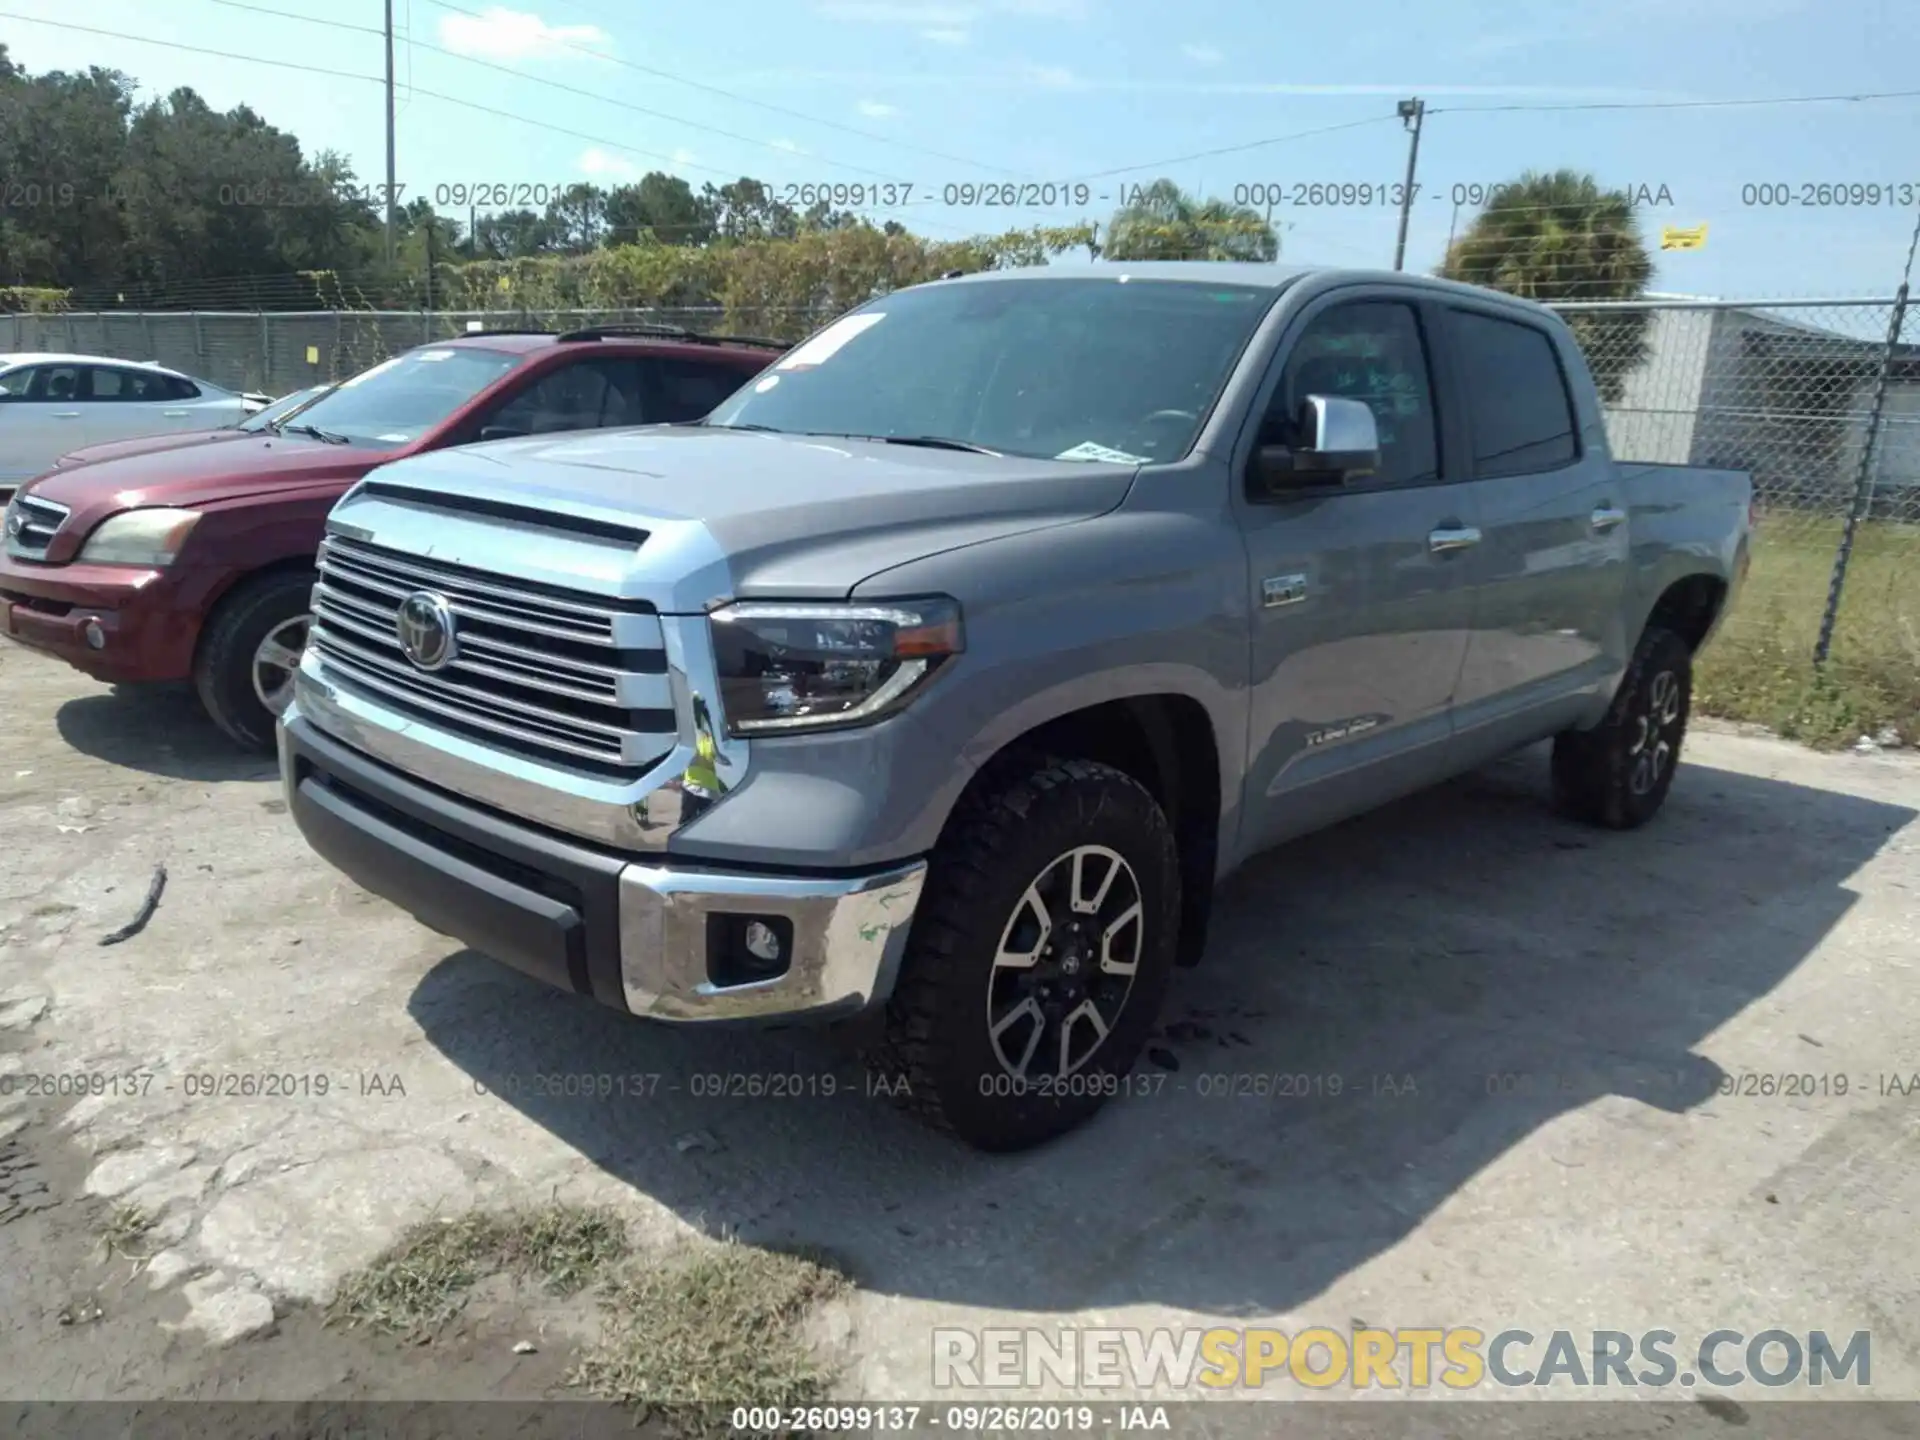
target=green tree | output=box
[1103,179,1277,262]
[702,177,799,241]
[605,172,715,246]
[1437,168,1654,401]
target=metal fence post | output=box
[1814,286,1912,665]
[258,308,271,391]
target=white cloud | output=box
[437,6,611,61]
[770,137,808,153]
[1181,43,1223,65]
[922,26,970,42]
[671,148,699,171]
[857,99,900,117]
[577,147,639,179]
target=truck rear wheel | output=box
[1551,625,1692,829]
[194,570,316,753]
[873,757,1180,1152]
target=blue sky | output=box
[2,0,1913,296]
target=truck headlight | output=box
[708,599,963,736]
[76,508,202,567]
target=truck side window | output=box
[1263,302,1439,486]
[1448,309,1579,477]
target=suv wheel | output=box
[873,757,1180,1151]
[194,570,316,753]
[1551,625,1692,829]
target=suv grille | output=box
[4,493,70,560]
[310,536,676,778]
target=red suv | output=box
[0,325,779,749]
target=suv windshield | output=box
[706,277,1275,463]
[234,385,329,433]
[284,347,524,447]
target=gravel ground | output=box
[3,638,1918,1420]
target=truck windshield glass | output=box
[707,278,1275,463]
[285,349,523,447]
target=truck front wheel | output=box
[1551,624,1693,829]
[874,757,1181,1151]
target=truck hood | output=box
[22,434,398,557]
[349,426,1138,602]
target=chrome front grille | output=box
[310,535,676,777]
[4,493,70,559]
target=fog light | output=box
[744,921,781,964]
[83,619,106,650]
[707,912,794,988]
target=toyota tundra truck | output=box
[277,264,1752,1152]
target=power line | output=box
[203,0,919,184]
[412,0,1028,179]
[1431,88,1920,115]
[1073,114,1401,181]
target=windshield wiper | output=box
[281,423,351,445]
[871,434,1003,456]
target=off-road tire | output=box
[871,757,1181,1152]
[1551,625,1693,830]
[193,569,316,753]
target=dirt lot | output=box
[4,636,1920,1426]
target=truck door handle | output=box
[51,411,80,419]
[1590,505,1627,532]
[163,409,189,417]
[1428,526,1482,553]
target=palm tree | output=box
[1437,169,1654,402]
[1103,179,1278,263]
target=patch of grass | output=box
[327,1203,631,1340]
[97,1202,155,1259]
[1697,518,1920,749]
[571,1239,850,1431]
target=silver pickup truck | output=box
[278,263,1752,1151]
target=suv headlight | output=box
[76,508,202,567]
[708,599,964,736]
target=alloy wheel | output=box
[986,844,1145,1080]
[252,615,310,717]
[1628,668,1683,796]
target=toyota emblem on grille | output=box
[395,591,458,672]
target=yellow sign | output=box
[305,345,319,365]
[1661,224,1708,251]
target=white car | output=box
[0,353,258,502]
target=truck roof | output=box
[932,261,1566,318]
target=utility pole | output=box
[383,0,398,268]
[1392,97,1426,272]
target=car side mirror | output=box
[479,424,527,443]
[1252,395,1381,495]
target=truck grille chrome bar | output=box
[311,535,674,778]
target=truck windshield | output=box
[283,348,524,447]
[707,277,1275,464]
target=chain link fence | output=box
[1553,296,1918,742]
[4,293,1914,740]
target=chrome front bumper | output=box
[280,707,926,1023]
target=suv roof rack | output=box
[449,327,555,338]
[555,323,788,351]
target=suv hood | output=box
[55,427,248,469]
[346,426,1139,601]
[22,434,399,560]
